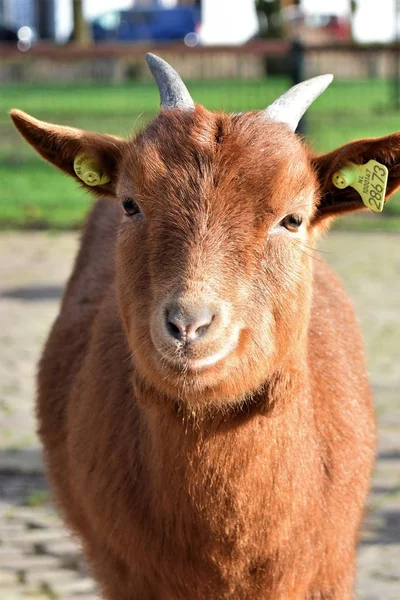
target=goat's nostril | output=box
[166,318,185,341]
[166,306,215,344]
[185,314,215,342]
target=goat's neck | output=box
[135,363,316,525]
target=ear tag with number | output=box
[332,160,388,213]
[73,153,111,187]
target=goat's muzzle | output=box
[151,296,238,373]
[165,303,215,345]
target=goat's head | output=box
[11,55,400,411]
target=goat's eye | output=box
[280,214,303,232]
[122,197,141,217]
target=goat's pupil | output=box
[123,197,140,216]
[289,215,302,227]
[281,214,303,231]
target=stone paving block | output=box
[0,547,25,560]
[62,596,100,600]
[7,507,60,529]
[1,587,40,600]
[357,544,400,599]
[42,539,81,557]
[0,527,66,546]
[0,568,18,585]
[0,585,49,600]
[1,554,61,577]
[40,539,83,570]
[0,523,26,534]
[26,566,80,586]
[357,580,400,600]
[41,576,96,596]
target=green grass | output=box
[2,77,400,229]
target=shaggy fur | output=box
[10,101,400,599]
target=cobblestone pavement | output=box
[0,472,97,599]
[0,231,399,599]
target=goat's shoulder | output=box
[62,198,121,311]
[311,257,359,333]
[309,256,366,366]
[37,199,122,442]
[40,198,121,371]
[308,257,373,417]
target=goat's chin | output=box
[130,330,273,409]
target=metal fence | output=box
[2,40,400,225]
[2,40,400,140]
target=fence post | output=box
[395,45,400,110]
[71,0,92,45]
[290,38,306,134]
[395,0,400,109]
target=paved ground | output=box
[0,231,399,599]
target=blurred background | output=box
[1,0,400,228]
[0,1,400,599]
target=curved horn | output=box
[263,74,333,132]
[146,53,195,111]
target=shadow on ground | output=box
[1,284,64,301]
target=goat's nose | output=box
[166,305,215,343]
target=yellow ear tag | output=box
[332,160,388,213]
[73,153,111,187]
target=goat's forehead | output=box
[125,109,314,208]
[134,108,307,159]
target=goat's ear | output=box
[311,132,400,226]
[10,109,127,199]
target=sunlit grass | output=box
[2,77,400,228]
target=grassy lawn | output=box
[2,77,400,229]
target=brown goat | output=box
[10,54,400,599]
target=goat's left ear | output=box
[311,132,400,226]
[10,109,127,199]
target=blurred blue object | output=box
[92,6,201,44]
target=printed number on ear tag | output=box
[332,160,388,213]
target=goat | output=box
[11,53,400,599]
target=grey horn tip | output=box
[263,73,334,133]
[312,73,334,89]
[145,52,162,69]
[145,52,195,111]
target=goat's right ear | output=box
[10,109,127,199]
[310,132,400,227]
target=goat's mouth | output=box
[154,329,241,374]
[168,346,234,372]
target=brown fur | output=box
[11,102,400,599]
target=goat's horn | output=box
[146,53,195,111]
[263,74,333,132]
